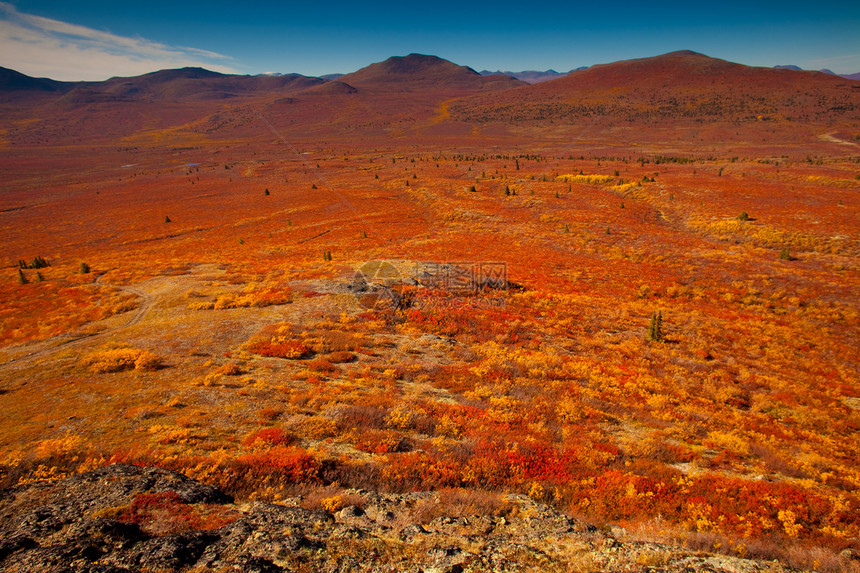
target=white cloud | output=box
[0,2,239,81]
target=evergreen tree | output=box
[17,269,27,284]
[30,256,49,268]
[647,310,664,342]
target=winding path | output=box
[0,281,154,371]
[819,131,860,149]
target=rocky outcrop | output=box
[0,464,797,572]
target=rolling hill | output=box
[452,50,860,126]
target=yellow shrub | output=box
[82,348,141,373]
[557,174,615,184]
[81,347,162,373]
[706,430,751,456]
[134,351,162,371]
[295,416,338,439]
[213,294,236,310]
[321,495,345,513]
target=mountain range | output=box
[1,50,858,149]
[774,64,860,80]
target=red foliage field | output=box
[1,52,858,570]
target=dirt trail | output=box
[0,281,156,371]
[819,131,860,148]
[0,265,360,374]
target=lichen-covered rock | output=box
[0,464,807,572]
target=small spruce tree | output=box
[18,269,27,284]
[80,262,90,274]
[647,310,664,342]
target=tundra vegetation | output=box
[0,54,858,571]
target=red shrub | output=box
[236,446,321,483]
[117,491,236,536]
[307,359,337,374]
[243,427,294,448]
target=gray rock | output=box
[0,465,807,572]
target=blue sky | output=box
[2,1,858,80]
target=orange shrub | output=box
[307,359,337,374]
[327,351,356,363]
[247,338,310,359]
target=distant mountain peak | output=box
[774,64,857,79]
[661,50,706,58]
[479,69,569,84]
[377,53,477,76]
[339,54,522,90]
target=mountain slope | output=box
[452,50,860,125]
[85,67,325,101]
[0,66,70,92]
[0,66,326,104]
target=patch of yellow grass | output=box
[557,174,615,184]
